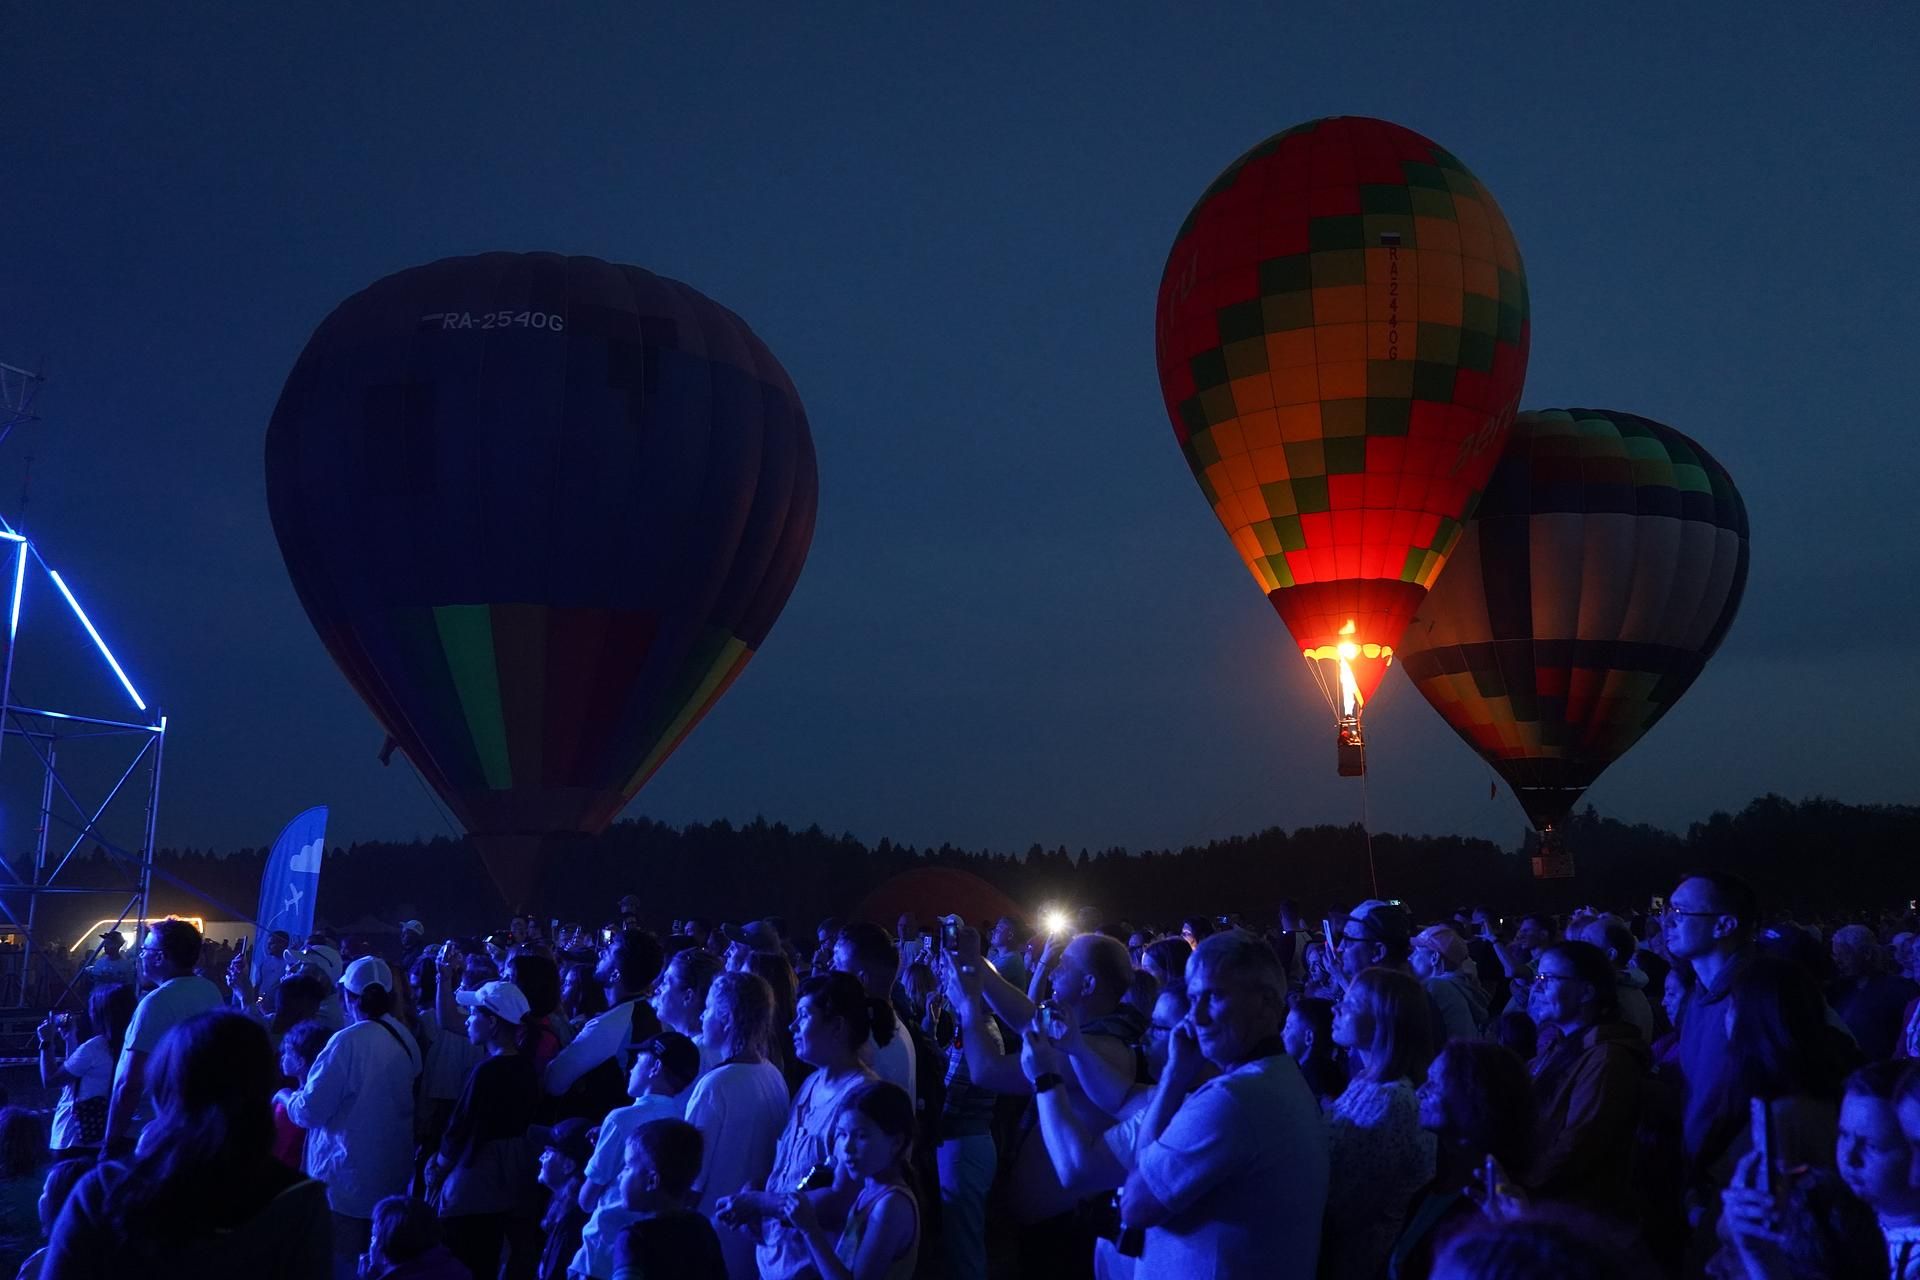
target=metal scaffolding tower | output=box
[0,362,166,1008]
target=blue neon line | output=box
[8,542,22,640]
[41,562,147,712]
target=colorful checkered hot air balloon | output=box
[1155,116,1530,774]
[266,253,818,908]
[1399,409,1750,847]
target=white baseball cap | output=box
[342,955,394,995]
[456,980,530,1025]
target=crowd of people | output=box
[5,875,1920,1278]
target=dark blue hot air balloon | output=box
[266,253,818,907]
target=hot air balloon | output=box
[1156,116,1529,774]
[1399,409,1749,857]
[266,253,818,908]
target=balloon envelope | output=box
[1155,116,1530,709]
[266,253,818,905]
[1399,409,1749,830]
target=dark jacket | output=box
[1526,1020,1651,1222]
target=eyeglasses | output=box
[1663,908,1720,921]
[1531,972,1578,987]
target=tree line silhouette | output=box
[30,794,1918,940]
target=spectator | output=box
[506,951,567,1069]
[102,919,224,1154]
[419,950,485,1157]
[14,1154,91,1280]
[560,961,607,1037]
[43,1010,331,1274]
[949,927,1141,1275]
[1653,964,1692,1072]
[534,1120,593,1280]
[38,982,133,1152]
[932,970,1007,1280]
[1281,993,1347,1107]
[285,954,423,1279]
[682,971,791,1280]
[0,1108,44,1276]
[1392,1040,1534,1280]
[1665,872,1757,1158]
[273,1020,333,1171]
[286,944,348,1031]
[744,948,804,1088]
[715,971,881,1279]
[578,1031,699,1214]
[1717,1062,1920,1279]
[1325,966,1437,1278]
[1688,953,1851,1249]
[988,917,1030,991]
[1429,1206,1652,1279]
[361,1194,468,1279]
[833,924,917,1107]
[1024,929,1328,1279]
[589,1121,726,1280]
[398,922,427,976]
[1829,924,1917,1062]
[1139,937,1189,998]
[1412,925,1491,1042]
[1523,940,1649,1222]
[430,979,540,1279]
[79,928,135,988]
[1571,914,1656,1043]
[779,1079,920,1280]
[543,933,664,1111]
[652,947,726,1076]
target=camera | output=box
[941,915,961,950]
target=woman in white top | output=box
[37,982,136,1151]
[683,970,792,1280]
[1325,966,1436,1280]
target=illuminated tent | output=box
[1155,116,1530,772]
[1400,408,1749,835]
[266,253,818,908]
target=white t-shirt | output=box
[683,1059,791,1280]
[51,1035,114,1150]
[1104,1054,1328,1280]
[867,1011,917,1111]
[586,1094,685,1208]
[124,974,224,1055]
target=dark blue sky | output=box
[3,6,1914,859]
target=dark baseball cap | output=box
[633,1030,700,1086]
[533,1116,595,1165]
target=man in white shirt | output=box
[1027,930,1329,1279]
[102,918,223,1153]
[285,954,422,1279]
[834,922,916,1108]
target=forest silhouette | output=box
[58,794,1908,937]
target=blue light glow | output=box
[44,565,147,712]
[8,542,22,640]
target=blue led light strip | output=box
[30,546,147,712]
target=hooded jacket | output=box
[1526,1020,1652,1222]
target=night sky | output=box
[2,6,1914,861]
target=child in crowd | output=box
[272,1019,332,1170]
[783,1080,919,1280]
[536,1118,595,1280]
[570,1119,722,1280]
[578,1032,700,1214]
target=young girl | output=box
[782,1080,919,1280]
[271,1020,332,1170]
[37,982,134,1152]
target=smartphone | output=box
[1650,895,1666,915]
[1037,1001,1066,1040]
[941,915,960,950]
[1750,1097,1776,1194]
[602,927,614,944]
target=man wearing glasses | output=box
[101,918,224,1153]
[1662,873,1757,1155]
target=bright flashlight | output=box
[1043,909,1071,936]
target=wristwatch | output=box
[1033,1072,1064,1094]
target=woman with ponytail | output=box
[716,971,882,1279]
[42,1009,330,1275]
